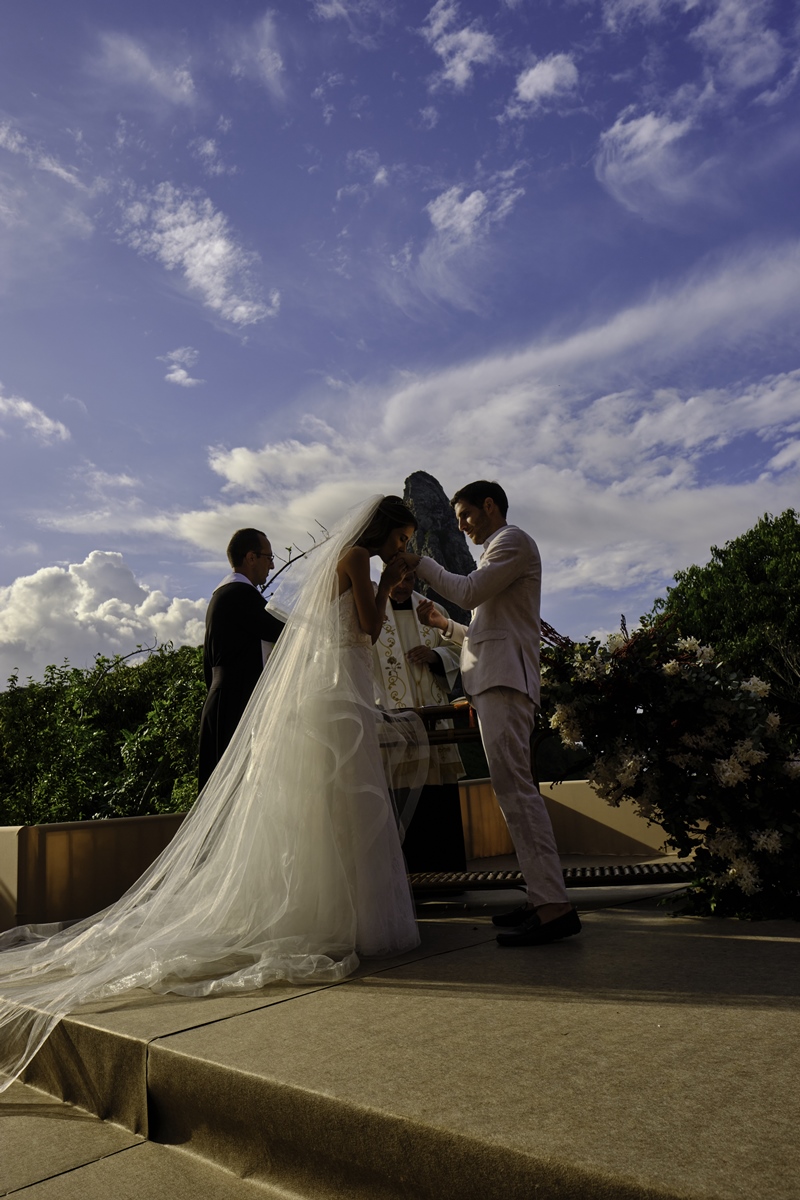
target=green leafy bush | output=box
[0,644,204,825]
[644,509,800,725]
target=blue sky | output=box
[1,0,800,680]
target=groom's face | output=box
[454,500,492,545]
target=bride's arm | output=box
[338,547,406,643]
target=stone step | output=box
[15,905,800,1200]
[1,1079,287,1199]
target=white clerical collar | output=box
[215,571,257,592]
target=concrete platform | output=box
[5,887,799,1200]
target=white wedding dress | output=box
[0,496,427,1091]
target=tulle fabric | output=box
[0,495,428,1090]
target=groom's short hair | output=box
[227,528,267,568]
[450,480,508,518]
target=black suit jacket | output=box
[198,582,284,789]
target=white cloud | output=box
[337,149,393,203]
[0,121,86,190]
[209,438,342,493]
[0,552,205,683]
[593,3,791,221]
[689,0,784,92]
[119,183,279,326]
[93,33,196,107]
[427,173,524,244]
[189,136,236,177]
[79,466,139,494]
[159,347,205,388]
[427,186,489,239]
[419,105,439,130]
[766,438,800,473]
[164,367,203,388]
[595,108,702,219]
[420,0,500,91]
[754,56,800,107]
[310,0,395,49]
[505,54,579,119]
[228,12,285,100]
[385,170,523,309]
[346,147,391,183]
[312,71,345,123]
[602,0,686,32]
[0,386,70,442]
[312,71,345,98]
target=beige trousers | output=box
[471,686,569,907]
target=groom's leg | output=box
[472,687,569,907]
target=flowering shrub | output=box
[540,618,800,919]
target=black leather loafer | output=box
[491,903,535,928]
[496,906,581,946]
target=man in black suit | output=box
[198,528,284,790]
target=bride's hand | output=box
[381,554,411,588]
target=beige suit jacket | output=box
[415,524,542,705]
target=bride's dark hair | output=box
[357,496,417,551]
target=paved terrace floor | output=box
[2,874,799,1200]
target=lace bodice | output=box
[337,588,372,648]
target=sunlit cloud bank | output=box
[0,551,205,683]
[41,241,800,638]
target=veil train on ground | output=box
[0,494,428,1092]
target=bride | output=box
[0,494,427,1091]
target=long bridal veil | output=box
[0,495,428,1091]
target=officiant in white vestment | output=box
[372,573,467,872]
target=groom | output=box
[404,480,580,946]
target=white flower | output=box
[573,655,603,681]
[740,676,771,698]
[713,756,749,787]
[605,631,627,653]
[589,758,627,806]
[765,712,781,733]
[662,660,682,676]
[549,704,582,746]
[784,756,800,780]
[750,829,782,854]
[729,857,761,896]
[676,636,701,654]
[705,829,743,859]
[695,645,715,664]
[617,755,644,789]
[732,739,768,767]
